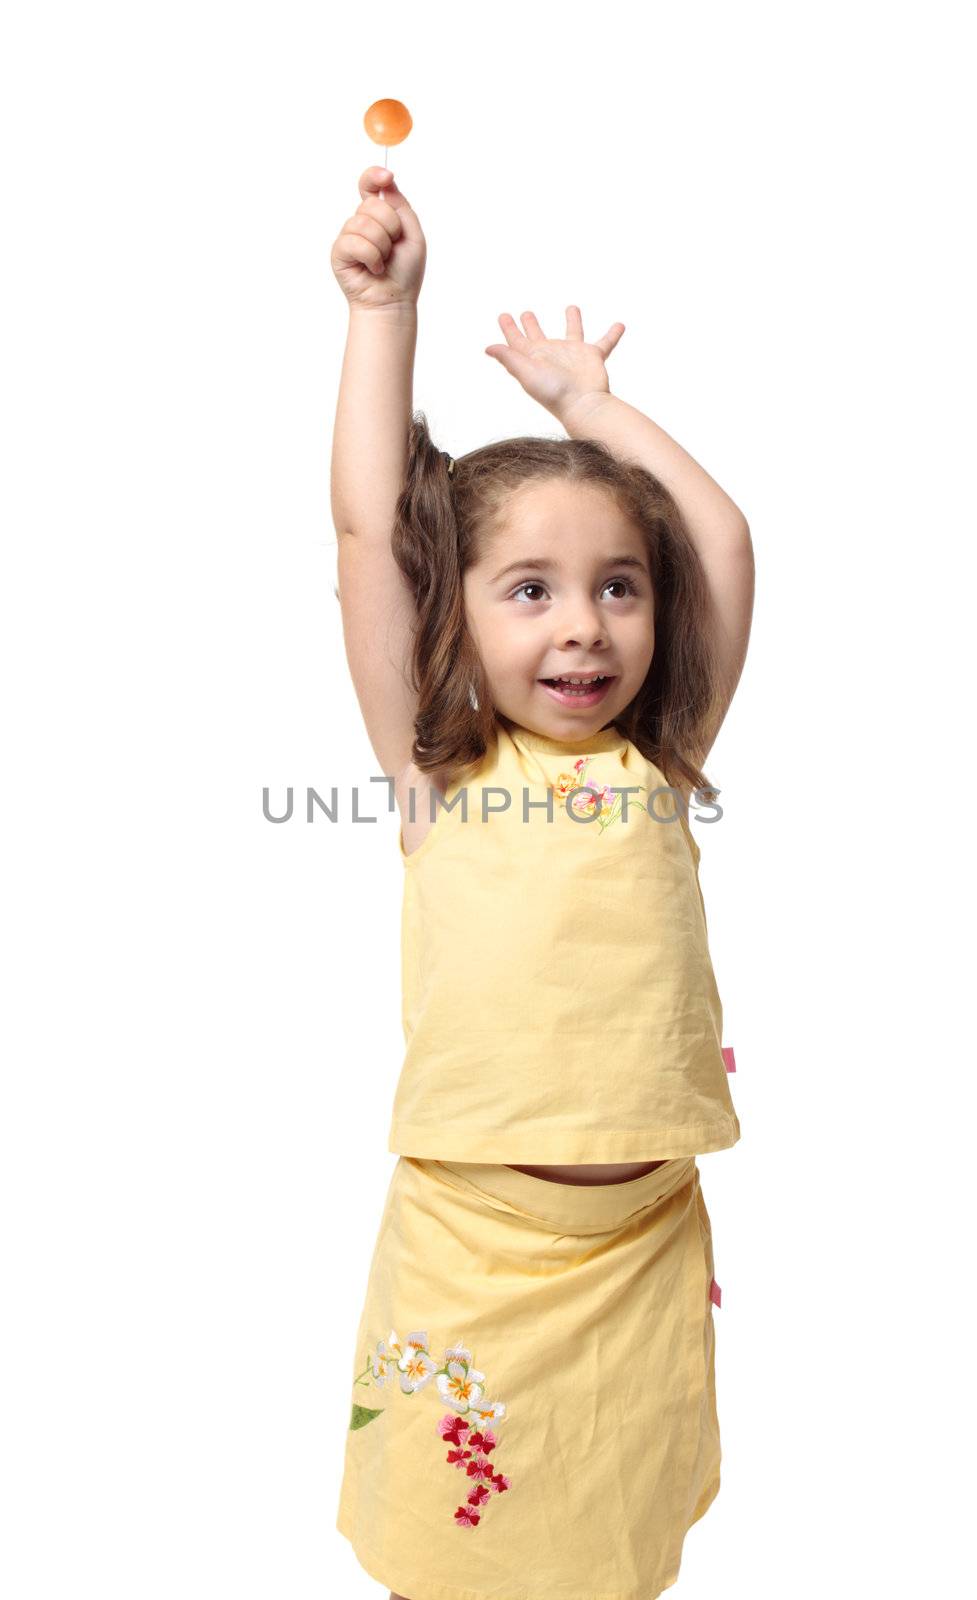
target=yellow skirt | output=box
[336,1155,722,1600]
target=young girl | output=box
[329,165,753,1600]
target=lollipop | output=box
[363,99,412,194]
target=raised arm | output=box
[557,386,754,759]
[330,168,427,781]
[485,307,755,761]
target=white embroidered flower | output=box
[466,1399,507,1427]
[370,1339,395,1384]
[444,1342,473,1366]
[436,1358,486,1413]
[397,1331,438,1393]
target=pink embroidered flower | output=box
[569,786,601,818]
[438,1414,471,1446]
[467,1483,492,1506]
[455,1504,481,1528]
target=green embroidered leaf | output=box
[349,1403,384,1430]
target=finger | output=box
[565,305,584,341]
[357,167,414,220]
[497,312,530,350]
[334,230,387,276]
[595,323,626,359]
[345,212,394,258]
[519,310,546,342]
[358,166,396,200]
[484,344,535,381]
[355,195,404,242]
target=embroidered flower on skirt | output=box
[349,1328,511,1529]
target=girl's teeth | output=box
[546,675,609,696]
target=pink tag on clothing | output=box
[709,1277,722,1308]
[722,1046,737,1073]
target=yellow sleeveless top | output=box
[390,718,740,1163]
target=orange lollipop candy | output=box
[363,99,412,194]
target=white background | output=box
[2,1,973,1595]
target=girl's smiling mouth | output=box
[539,673,616,706]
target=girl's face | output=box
[462,479,656,737]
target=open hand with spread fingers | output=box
[484,306,626,424]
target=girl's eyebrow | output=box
[490,554,649,583]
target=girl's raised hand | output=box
[330,166,427,310]
[484,306,626,419]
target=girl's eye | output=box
[602,577,639,599]
[511,576,639,603]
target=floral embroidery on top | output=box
[350,1329,511,1529]
[552,756,646,831]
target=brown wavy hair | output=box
[389,409,724,800]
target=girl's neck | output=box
[497,713,627,757]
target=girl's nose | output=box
[555,607,606,649]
